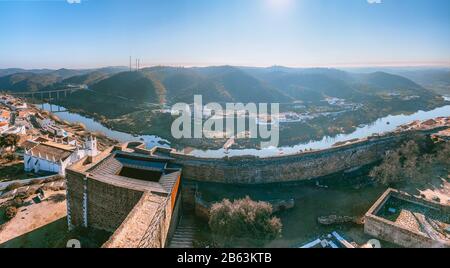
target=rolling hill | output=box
[0,65,443,114]
[0,72,60,92]
[91,71,166,104]
[0,66,128,92]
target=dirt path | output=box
[0,190,67,245]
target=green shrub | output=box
[12,196,24,207]
[5,206,18,220]
[209,196,282,246]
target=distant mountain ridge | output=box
[0,66,128,92]
[0,65,442,105]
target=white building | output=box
[36,116,54,130]
[2,125,26,135]
[24,135,98,176]
[47,125,68,137]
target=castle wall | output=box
[171,134,403,184]
[171,130,441,184]
[86,178,144,233]
[66,169,143,232]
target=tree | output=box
[208,196,282,246]
[370,136,448,186]
[5,206,18,220]
[436,141,450,166]
[0,134,20,152]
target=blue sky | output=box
[0,0,449,69]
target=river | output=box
[39,103,170,148]
[40,102,450,158]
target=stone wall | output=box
[102,192,181,248]
[171,129,443,184]
[66,168,85,228]
[66,169,144,233]
[136,195,173,248]
[364,215,449,248]
[171,133,407,184]
[65,145,182,248]
[86,178,144,233]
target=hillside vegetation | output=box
[0,66,447,149]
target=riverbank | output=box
[48,96,449,151]
[39,100,450,157]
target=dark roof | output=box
[87,151,181,194]
[34,137,50,142]
[21,140,39,150]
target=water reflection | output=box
[39,103,170,149]
[40,103,450,158]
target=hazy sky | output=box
[1,0,449,69]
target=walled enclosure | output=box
[364,188,450,248]
[171,129,442,184]
[66,145,182,248]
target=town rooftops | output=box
[21,140,39,151]
[42,140,76,151]
[0,109,10,119]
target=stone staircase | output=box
[168,214,197,248]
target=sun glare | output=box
[266,0,294,11]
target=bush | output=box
[16,190,33,200]
[209,196,282,246]
[5,206,18,220]
[436,142,450,166]
[4,182,23,192]
[4,153,18,161]
[12,196,24,207]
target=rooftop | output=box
[28,143,74,162]
[87,150,180,195]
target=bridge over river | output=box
[3,85,87,112]
[6,85,86,101]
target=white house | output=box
[24,135,99,176]
[2,125,26,135]
[47,125,68,137]
[36,116,54,130]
